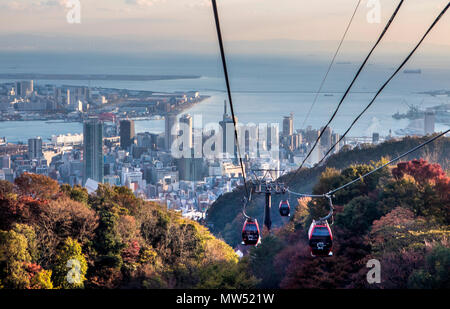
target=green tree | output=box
[61,184,89,205]
[196,259,259,289]
[0,224,38,288]
[335,196,381,234]
[249,234,285,288]
[408,246,450,289]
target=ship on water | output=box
[392,103,450,125]
[392,104,423,120]
[403,69,422,74]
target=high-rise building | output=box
[283,113,294,136]
[165,114,178,151]
[219,100,237,157]
[320,126,332,150]
[137,132,158,151]
[331,133,340,152]
[66,89,71,106]
[119,119,135,150]
[176,151,204,181]
[28,137,43,159]
[424,110,435,135]
[83,119,104,184]
[16,80,34,97]
[0,155,11,169]
[372,132,380,144]
[179,114,193,149]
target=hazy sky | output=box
[0,0,449,55]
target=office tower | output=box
[83,119,104,184]
[320,126,332,150]
[176,152,204,181]
[331,133,340,152]
[0,155,11,169]
[283,113,294,137]
[28,137,43,159]
[219,100,237,157]
[137,132,158,151]
[165,114,178,151]
[293,132,303,150]
[16,80,34,97]
[66,89,71,105]
[120,119,135,150]
[55,88,62,103]
[179,114,193,149]
[372,132,380,144]
[424,110,435,135]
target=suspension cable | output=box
[288,129,450,198]
[318,2,450,165]
[300,0,362,130]
[286,0,405,185]
[211,0,249,199]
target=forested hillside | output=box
[207,135,450,247]
[0,174,258,289]
[241,158,449,288]
[0,136,448,289]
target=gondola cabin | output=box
[242,218,261,246]
[279,200,290,217]
[308,220,333,257]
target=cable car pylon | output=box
[251,169,288,232]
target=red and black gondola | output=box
[279,200,290,217]
[308,220,333,257]
[241,218,261,246]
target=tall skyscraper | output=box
[165,114,178,151]
[28,137,43,159]
[16,80,34,97]
[320,126,332,150]
[179,114,193,149]
[66,89,71,106]
[282,113,294,137]
[0,155,11,169]
[372,132,380,144]
[119,119,135,150]
[219,100,237,157]
[137,132,158,151]
[83,119,104,184]
[424,110,435,135]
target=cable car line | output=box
[288,129,450,198]
[211,0,249,199]
[286,0,405,185]
[317,1,450,166]
[242,187,253,219]
[300,0,362,130]
[212,0,264,245]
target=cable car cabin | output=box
[242,218,261,246]
[308,220,333,257]
[279,200,290,217]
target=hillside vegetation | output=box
[0,174,258,289]
[243,158,450,288]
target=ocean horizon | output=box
[0,51,449,143]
